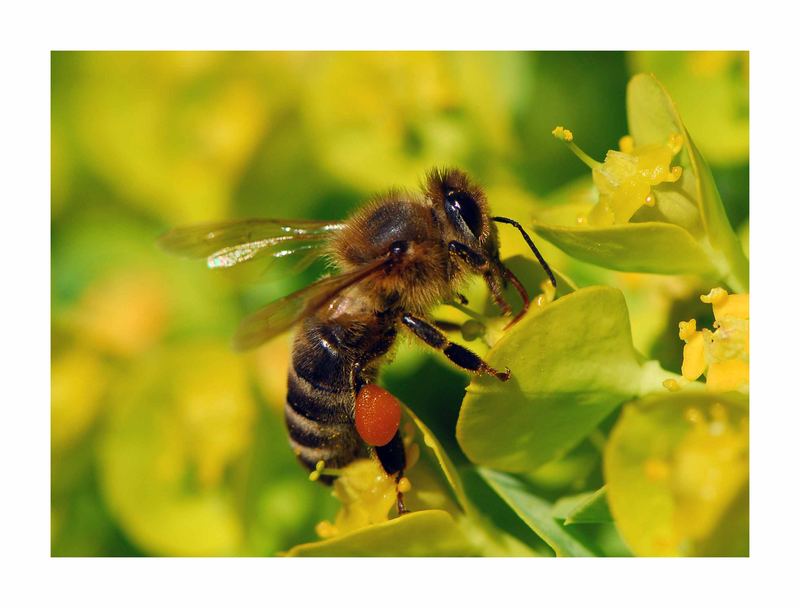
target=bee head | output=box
[425,168,498,257]
[424,168,556,325]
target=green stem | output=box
[636,359,705,398]
[565,141,602,170]
[706,242,749,294]
[722,247,750,294]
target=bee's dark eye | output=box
[445,190,482,238]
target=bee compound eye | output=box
[445,190,482,238]
[354,384,402,447]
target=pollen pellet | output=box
[355,384,402,447]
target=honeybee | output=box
[159,168,555,514]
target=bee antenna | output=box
[491,216,557,288]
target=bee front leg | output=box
[401,313,511,382]
[448,241,515,317]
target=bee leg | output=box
[496,263,531,328]
[375,432,409,515]
[484,271,514,317]
[448,241,514,317]
[349,325,398,395]
[350,361,366,395]
[433,320,463,333]
[401,313,511,382]
[395,473,409,515]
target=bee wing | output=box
[158,219,345,269]
[233,256,389,350]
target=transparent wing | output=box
[157,218,345,269]
[233,256,389,350]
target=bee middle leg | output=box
[401,313,511,381]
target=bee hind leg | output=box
[395,472,409,515]
[375,432,410,515]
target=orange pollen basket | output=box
[354,384,402,447]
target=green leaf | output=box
[404,405,469,510]
[534,74,747,290]
[478,468,596,557]
[628,52,749,166]
[458,468,550,556]
[283,510,476,557]
[457,286,641,471]
[627,74,748,291]
[552,487,612,525]
[604,391,749,556]
[626,73,684,148]
[691,134,750,292]
[531,220,716,276]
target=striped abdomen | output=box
[285,316,392,481]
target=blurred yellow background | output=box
[51,51,748,556]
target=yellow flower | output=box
[174,346,257,488]
[672,401,749,549]
[64,269,169,357]
[553,126,683,226]
[313,425,419,539]
[51,347,108,451]
[679,288,749,392]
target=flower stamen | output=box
[552,125,601,169]
[554,126,686,227]
[308,459,345,482]
[677,288,749,392]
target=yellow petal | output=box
[66,270,169,357]
[681,332,707,381]
[706,359,749,392]
[636,143,678,184]
[607,178,652,224]
[326,458,399,537]
[588,135,683,226]
[587,199,616,226]
[51,348,107,450]
[700,288,749,320]
[678,319,697,342]
[716,294,749,320]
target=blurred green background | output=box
[51,51,748,556]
